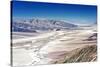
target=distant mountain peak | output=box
[12,18,78,32]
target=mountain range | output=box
[12,18,78,32]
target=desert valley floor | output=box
[12,29,97,67]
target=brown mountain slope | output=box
[52,45,97,64]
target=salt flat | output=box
[12,29,97,67]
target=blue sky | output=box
[12,1,97,25]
